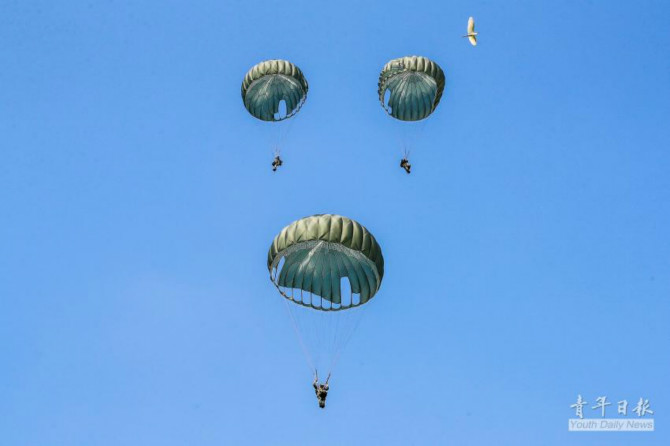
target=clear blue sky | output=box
[1,1,669,444]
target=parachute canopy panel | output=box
[268,214,384,311]
[241,59,308,122]
[378,56,445,121]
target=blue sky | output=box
[1,0,669,444]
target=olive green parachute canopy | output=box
[241,59,308,122]
[378,56,445,121]
[268,214,384,311]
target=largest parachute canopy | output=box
[241,59,308,122]
[378,55,445,121]
[268,214,384,311]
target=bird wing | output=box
[469,35,477,46]
[468,16,475,34]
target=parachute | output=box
[268,214,384,376]
[378,56,445,170]
[378,55,445,121]
[242,59,308,122]
[241,59,308,170]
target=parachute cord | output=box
[328,305,365,374]
[419,117,428,134]
[283,299,315,373]
[416,117,429,143]
[276,111,297,150]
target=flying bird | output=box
[463,16,477,46]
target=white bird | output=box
[463,16,477,46]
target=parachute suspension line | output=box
[283,298,315,373]
[276,109,297,149]
[397,120,429,163]
[416,117,429,143]
[283,296,364,379]
[308,291,320,367]
[329,304,365,374]
[328,305,341,371]
[400,144,411,159]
